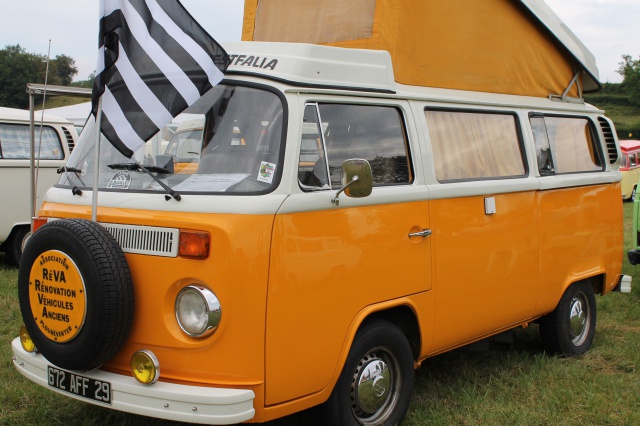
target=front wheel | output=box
[539,281,596,356]
[5,226,30,267]
[316,319,415,425]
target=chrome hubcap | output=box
[350,348,399,424]
[568,291,590,346]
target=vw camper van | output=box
[12,1,627,424]
[0,107,78,265]
[619,139,640,200]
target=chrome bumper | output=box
[11,338,255,424]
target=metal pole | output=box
[91,99,103,222]
[29,94,36,233]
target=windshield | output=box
[58,83,285,195]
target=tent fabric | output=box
[253,0,376,44]
[242,0,593,98]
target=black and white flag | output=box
[92,0,230,158]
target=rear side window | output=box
[299,103,413,190]
[530,115,602,174]
[0,123,64,159]
[424,109,525,181]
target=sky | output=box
[0,0,639,84]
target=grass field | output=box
[1,203,639,425]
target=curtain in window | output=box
[545,117,600,173]
[0,124,63,159]
[425,111,524,181]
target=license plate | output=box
[47,365,112,404]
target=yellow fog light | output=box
[20,324,36,353]
[130,350,160,384]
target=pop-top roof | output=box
[224,41,396,92]
[241,0,601,99]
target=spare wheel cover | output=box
[18,219,134,371]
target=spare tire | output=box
[18,219,134,371]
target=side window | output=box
[632,153,638,168]
[298,103,413,190]
[425,109,525,181]
[0,123,64,159]
[530,115,602,174]
[621,154,628,169]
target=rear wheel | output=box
[539,281,596,356]
[316,319,415,425]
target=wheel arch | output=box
[360,305,421,360]
[561,273,605,298]
[319,299,422,404]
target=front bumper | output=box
[11,338,255,424]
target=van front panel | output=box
[36,202,274,397]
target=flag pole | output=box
[91,98,102,222]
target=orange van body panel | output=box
[428,191,539,352]
[265,200,431,405]
[536,182,623,312]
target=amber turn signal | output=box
[179,230,210,259]
[32,217,48,233]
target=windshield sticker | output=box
[107,171,132,189]
[258,162,276,184]
[171,173,250,191]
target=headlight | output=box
[175,285,221,337]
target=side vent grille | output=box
[598,117,618,164]
[100,223,179,258]
[62,127,75,154]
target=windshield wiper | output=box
[108,162,181,201]
[57,166,82,174]
[108,162,172,174]
[57,166,85,196]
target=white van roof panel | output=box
[0,107,73,125]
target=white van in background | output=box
[0,107,79,265]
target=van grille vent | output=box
[598,117,618,164]
[62,127,75,154]
[100,223,179,257]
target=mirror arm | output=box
[331,175,359,207]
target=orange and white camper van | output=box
[13,1,627,424]
[619,140,640,200]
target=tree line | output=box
[0,45,93,110]
[1,45,639,132]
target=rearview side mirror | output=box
[331,159,373,206]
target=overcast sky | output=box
[0,0,638,84]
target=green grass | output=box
[2,203,640,425]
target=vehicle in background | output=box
[628,193,640,268]
[619,140,640,200]
[163,118,204,174]
[0,107,78,266]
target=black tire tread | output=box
[18,219,134,370]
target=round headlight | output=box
[175,286,221,337]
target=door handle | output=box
[408,229,432,238]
